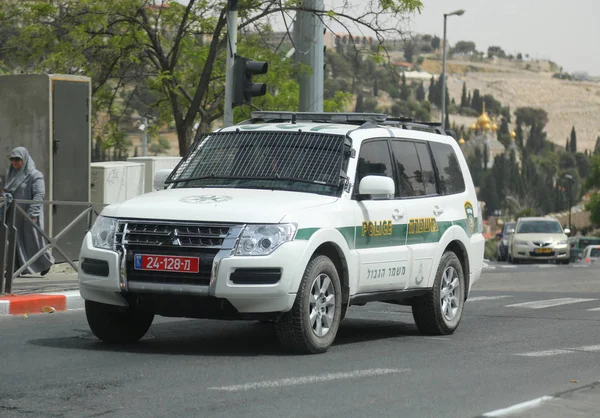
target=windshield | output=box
[516,220,563,234]
[166,130,348,197]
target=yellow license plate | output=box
[535,248,552,253]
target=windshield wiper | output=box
[168,175,334,186]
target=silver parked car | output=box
[508,217,570,264]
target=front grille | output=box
[118,222,231,249]
[117,221,236,288]
[532,241,552,247]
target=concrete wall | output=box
[0,75,51,190]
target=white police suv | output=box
[79,112,484,354]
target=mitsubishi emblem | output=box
[164,229,181,246]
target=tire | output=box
[275,255,342,354]
[560,259,570,265]
[85,300,154,344]
[411,251,465,335]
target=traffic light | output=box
[233,55,268,107]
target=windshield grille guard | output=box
[166,130,348,188]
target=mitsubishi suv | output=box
[78,111,485,354]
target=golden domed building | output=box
[459,102,510,169]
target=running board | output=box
[349,289,429,306]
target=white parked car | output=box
[582,245,600,264]
[508,217,570,264]
[79,111,485,354]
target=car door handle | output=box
[392,208,404,221]
[433,206,444,216]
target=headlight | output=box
[90,216,119,250]
[235,224,297,256]
[556,239,568,245]
[514,240,528,246]
[502,239,508,245]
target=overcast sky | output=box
[407,0,599,76]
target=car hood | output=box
[512,233,568,242]
[100,188,338,223]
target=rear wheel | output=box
[85,300,154,344]
[275,255,342,354]
[411,251,465,335]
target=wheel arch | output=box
[312,242,350,308]
[444,240,470,301]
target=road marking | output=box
[467,295,512,302]
[424,337,451,341]
[587,307,600,311]
[514,349,573,357]
[515,344,600,357]
[569,344,600,352]
[498,265,517,269]
[207,368,410,392]
[482,395,555,416]
[536,264,556,268]
[506,297,597,309]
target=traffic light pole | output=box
[223,0,238,127]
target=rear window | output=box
[591,248,600,257]
[430,142,465,195]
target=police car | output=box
[79,112,485,354]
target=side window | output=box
[355,140,394,195]
[430,142,465,195]
[390,140,425,197]
[415,142,437,195]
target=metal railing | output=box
[0,197,106,295]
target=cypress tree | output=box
[400,72,409,101]
[416,81,425,101]
[570,126,577,153]
[460,83,468,108]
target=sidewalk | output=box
[480,381,600,417]
[1,263,83,315]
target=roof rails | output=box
[241,111,447,135]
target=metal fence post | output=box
[4,199,18,294]
[0,198,7,295]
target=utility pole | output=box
[223,0,238,127]
[441,9,465,128]
[295,0,324,112]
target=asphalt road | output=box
[2,263,600,418]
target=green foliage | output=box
[570,126,577,153]
[415,81,425,101]
[484,238,498,261]
[515,107,549,127]
[148,136,171,156]
[516,208,536,218]
[487,46,506,59]
[460,83,468,108]
[450,41,477,56]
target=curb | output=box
[0,290,83,315]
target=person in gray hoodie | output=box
[2,147,54,276]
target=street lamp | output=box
[564,174,575,232]
[441,9,465,129]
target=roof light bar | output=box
[250,111,388,123]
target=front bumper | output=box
[512,243,569,261]
[78,233,307,315]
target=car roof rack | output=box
[238,111,447,135]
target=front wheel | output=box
[275,255,342,354]
[411,251,465,335]
[85,300,154,344]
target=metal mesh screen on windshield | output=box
[166,130,348,195]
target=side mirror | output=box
[507,228,515,234]
[564,228,571,235]
[153,169,173,191]
[358,175,395,199]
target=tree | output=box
[565,138,570,151]
[515,107,549,128]
[9,0,423,156]
[400,72,410,101]
[403,40,415,63]
[517,53,523,60]
[415,81,425,101]
[516,123,524,149]
[471,89,482,113]
[487,46,506,59]
[450,41,477,56]
[431,35,441,50]
[570,126,577,153]
[460,83,467,108]
[585,155,600,225]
